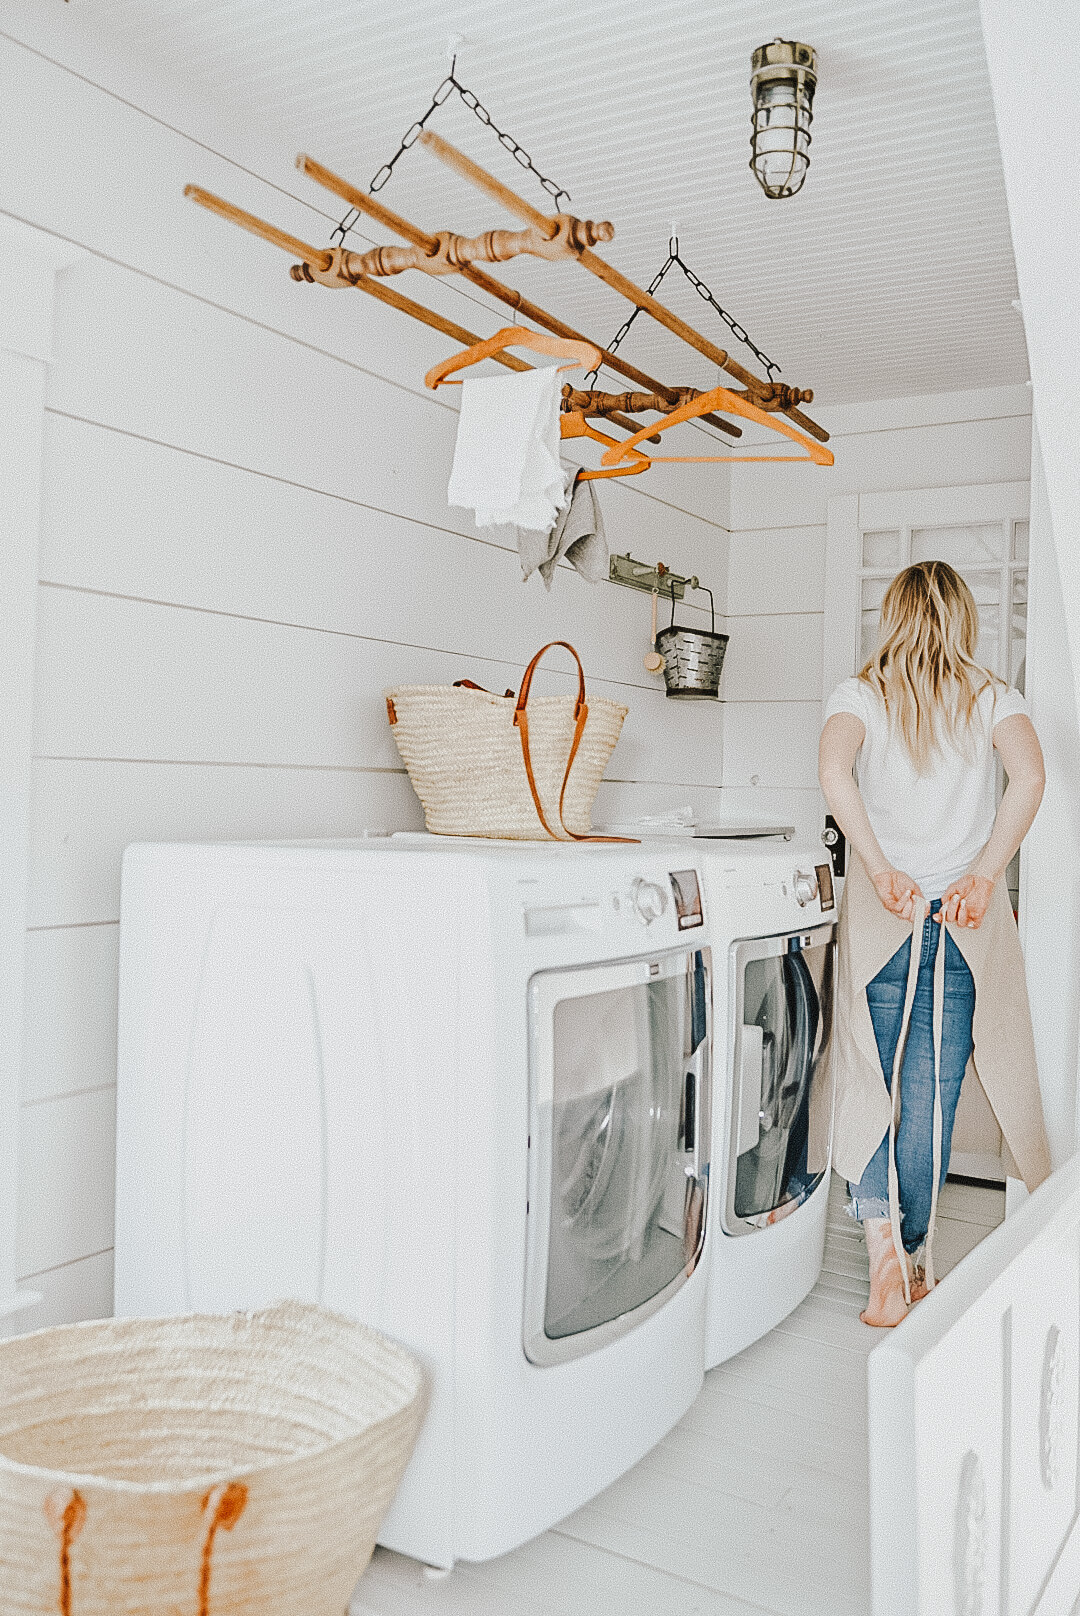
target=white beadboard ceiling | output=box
[78,0,1027,405]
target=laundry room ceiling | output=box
[79,0,1027,405]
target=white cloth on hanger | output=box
[447,365,566,531]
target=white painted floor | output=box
[352,1173,1006,1616]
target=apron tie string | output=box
[885,897,945,1301]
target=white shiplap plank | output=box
[33,588,721,788]
[721,702,821,792]
[47,255,468,537]
[21,924,119,1104]
[719,614,823,704]
[27,757,424,928]
[0,1250,113,1341]
[17,1087,116,1277]
[27,759,727,931]
[727,411,1032,532]
[726,526,826,617]
[37,414,723,693]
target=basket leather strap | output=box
[513,642,636,843]
[453,679,516,697]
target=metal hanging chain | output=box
[330,63,572,245]
[585,236,782,387]
[583,250,677,385]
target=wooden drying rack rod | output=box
[186,184,669,442]
[416,129,829,445]
[294,154,742,441]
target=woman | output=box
[819,560,1051,1327]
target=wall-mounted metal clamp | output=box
[608,552,699,600]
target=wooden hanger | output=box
[600,385,835,467]
[560,410,651,480]
[425,326,601,389]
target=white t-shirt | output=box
[824,676,1029,899]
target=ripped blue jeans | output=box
[847,901,975,1254]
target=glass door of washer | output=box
[725,925,835,1236]
[524,947,711,1367]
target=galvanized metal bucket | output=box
[655,583,728,699]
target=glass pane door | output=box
[525,948,710,1365]
[725,927,834,1234]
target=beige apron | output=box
[832,855,1051,1291]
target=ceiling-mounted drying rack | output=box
[183,128,834,467]
[414,130,832,454]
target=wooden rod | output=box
[185,185,529,376]
[297,153,741,440]
[419,130,555,234]
[350,277,531,371]
[185,185,333,271]
[416,133,830,444]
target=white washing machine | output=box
[114,836,715,1569]
[694,837,838,1366]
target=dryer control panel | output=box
[522,864,705,944]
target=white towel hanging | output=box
[447,366,566,531]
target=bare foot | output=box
[860,1218,910,1327]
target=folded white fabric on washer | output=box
[447,365,567,531]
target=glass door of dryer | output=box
[524,947,711,1366]
[725,925,835,1235]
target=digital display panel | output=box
[815,862,835,911]
[669,869,704,929]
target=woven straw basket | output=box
[0,1301,423,1616]
[387,640,628,841]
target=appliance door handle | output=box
[684,1043,708,1180]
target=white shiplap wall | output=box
[719,384,1033,843]
[0,24,742,1331]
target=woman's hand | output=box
[870,868,925,921]
[937,873,995,929]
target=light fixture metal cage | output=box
[750,39,817,199]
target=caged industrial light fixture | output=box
[750,38,817,199]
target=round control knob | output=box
[794,869,819,908]
[631,878,669,924]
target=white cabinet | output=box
[869,1154,1080,1616]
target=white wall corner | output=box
[0,218,84,1318]
[981,0,1080,1155]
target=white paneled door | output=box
[868,1154,1080,1616]
[824,483,1032,1184]
[824,482,1031,714]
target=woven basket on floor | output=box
[0,1300,424,1616]
[386,640,628,840]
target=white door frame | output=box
[0,216,82,1318]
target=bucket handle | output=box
[668,580,716,634]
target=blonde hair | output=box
[859,560,999,773]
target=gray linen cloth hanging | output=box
[517,469,608,589]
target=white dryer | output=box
[694,839,838,1366]
[114,836,715,1569]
